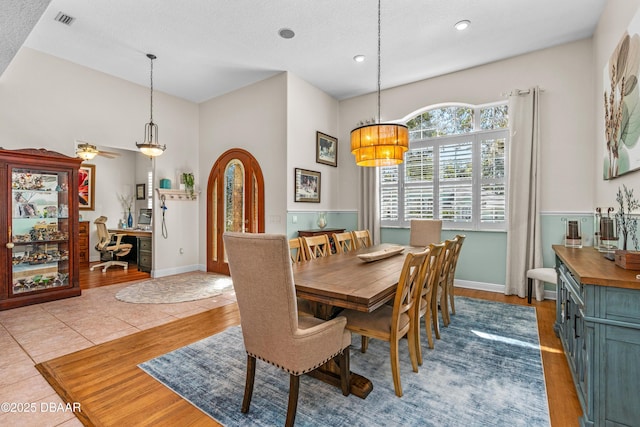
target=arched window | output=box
[380,103,508,230]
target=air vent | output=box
[54,12,75,26]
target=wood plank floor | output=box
[36,279,581,427]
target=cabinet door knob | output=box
[6,242,14,249]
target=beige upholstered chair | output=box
[443,234,466,320]
[409,219,442,247]
[414,243,445,363]
[288,237,306,263]
[332,231,356,254]
[341,249,429,397]
[90,216,133,272]
[302,234,332,259]
[351,229,372,249]
[223,232,351,426]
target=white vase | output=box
[317,212,327,229]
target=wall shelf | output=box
[155,188,198,201]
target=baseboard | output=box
[454,279,557,301]
[152,264,203,278]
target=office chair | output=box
[90,216,133,272]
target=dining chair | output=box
[341,249,429,397]
[351,229,372,249]
[409,219,442,247]
[443,234,466,319]
[414,242,445,364]
[223,232,351,427]
[302,234,332,259]
[288,237,306,263]
[332,231,356,254]
[434,239,457,335]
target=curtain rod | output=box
[501,88,545,97]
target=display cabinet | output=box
[1,148,83,310]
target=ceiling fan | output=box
[75,140,120,161]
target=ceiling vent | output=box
[54,12,75,26]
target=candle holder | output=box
[595,207,618,253]
[562,218,582,248]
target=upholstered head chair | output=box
[90,216,132,272]
[409,219,442,247]
[223,232,351,426]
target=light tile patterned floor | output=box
[0,281,237,426]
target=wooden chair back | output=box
[414,242,445,361]
[288,237,306,263]
[302,234,332,259]
[351,229,372,249]
[332,231,356,254]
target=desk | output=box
[292,243,417,398]
[108,229,152,272]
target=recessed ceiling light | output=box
[353,55,365,63]
[454,20,470,31]
[278,28,295,39]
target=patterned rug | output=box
[139,297,550,426]
[115,271,234,304]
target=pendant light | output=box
[136,53,166,158]
[350,0,408,167]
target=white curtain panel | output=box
[505,87,544,300]
[359,167,380,245]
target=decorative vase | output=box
[127,210,133,228]
[317,212,327,229]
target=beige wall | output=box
[338,39,596,214]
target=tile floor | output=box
[0,281,237,426]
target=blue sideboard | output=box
[553,245,640,427]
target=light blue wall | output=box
[286,211,358,239]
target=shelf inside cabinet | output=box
[155,188,198,201]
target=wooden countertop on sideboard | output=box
[553,245,640,290]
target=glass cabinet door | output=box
[10,167,71,295]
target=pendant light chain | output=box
[377,0,381,125]
[149,54,154,124]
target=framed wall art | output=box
[78,164,95,211]
[136,183,146,200]
[294,168,321,203]
[316,131,338,167]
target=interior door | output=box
[207,148,264,275]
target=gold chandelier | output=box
[136,53,166,158]
[350,0,408,167]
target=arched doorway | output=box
[207,148,265,275]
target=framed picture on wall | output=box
[78,164,95,211]
[294,168,321,203]
[316,131,338,167]
[136,183,146,200]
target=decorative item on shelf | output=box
[595,207,618,253]
[350,0,408,167]
[562,218,582,248]
[135,53,166,158]
[181,172,195,199]
[159,178,171,189]
[614,249,640,270]
[118,193,134,228]
[317,212,327,229]
[615,184,639,251]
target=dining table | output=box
[292,243,424,398]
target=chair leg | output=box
[407,325,419,373]
[431,291,440,340]
[389,339,403,397]
[336,349,350,396]
[528,278,533,304]
[415,315,423,366]
[440,287,450,327]
[242,355,256,413]
[285,374,300,427]
[449,281,456,315]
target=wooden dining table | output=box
[292,243,423,398]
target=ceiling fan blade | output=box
[97,152,118,159]
[98,150,120,156]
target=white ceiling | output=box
[6,0,607,103]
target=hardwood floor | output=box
[79,261,150,289]
[36,279,581,427]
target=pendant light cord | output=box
[148,54,155,124]
[377,0,381,124]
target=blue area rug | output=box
[139,297,550,426]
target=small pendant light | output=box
[136,53,166,158]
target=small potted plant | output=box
[182,172,195,199]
